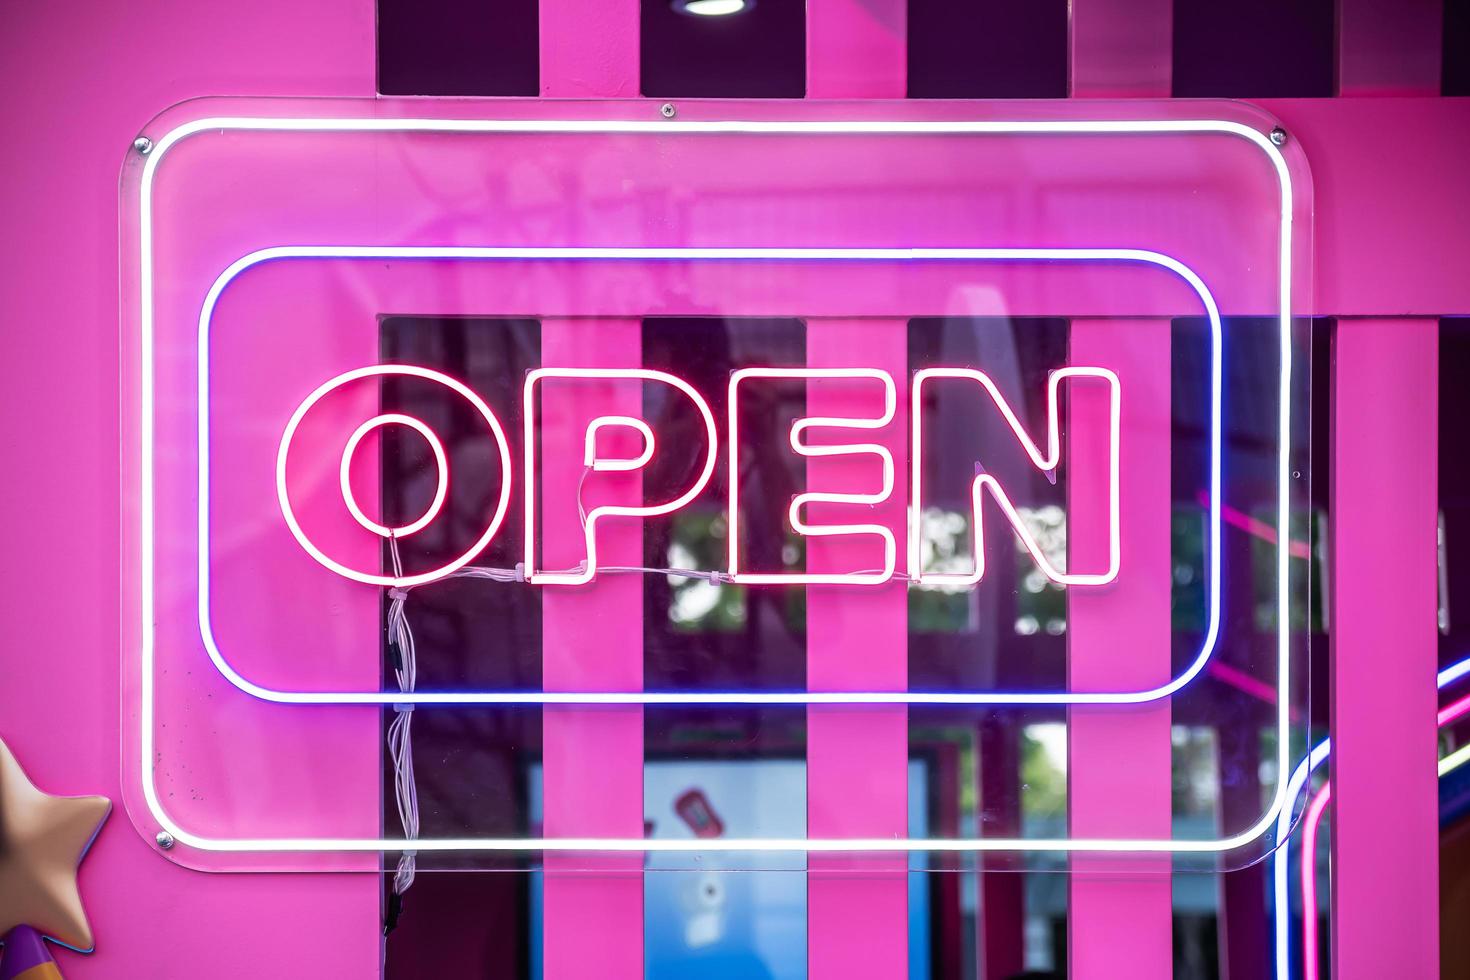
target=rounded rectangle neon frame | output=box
[197,246,1213,707]
[134,113,1297,856]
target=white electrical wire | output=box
[386,537,419,898]
[376,464,915,916]
[425,562,915,589]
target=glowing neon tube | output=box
[522,368,718,586]
[909,367,1121,587]
[728,367,898,585]
[1274,656,1470,980]
[338,413,448,539]
[274,365,512,588]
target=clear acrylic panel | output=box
[118,97,1313,872]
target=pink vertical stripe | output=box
[804,9,909,978]
[1070,0,1173,98]
[1330,319,1440,979]
[806,0,907,99]
[539,320,646,980]
[1068,319,1174,977]
[805,320,910,979]
[536,9,643,975]
[1068,4,1173,968]
[1336,0,1443,96]
[538,0,639,98]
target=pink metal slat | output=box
[1067,319,1174,978]
[539,320,647,980]
[1329,319,1440,979]
[1070,0,1173,99]
[537,5,644,976]
[1328,15,1442,974]
[805,319,910,978]
[539,0,640,98]
[804,6,910,977]
[1069,12,1174,978]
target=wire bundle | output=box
[386,539,419,902]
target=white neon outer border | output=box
[134,114,1296,856]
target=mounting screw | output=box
[133,136,153,155]
[660,102,677,119]
[1269,127,1287,147]
[156,831,175,849]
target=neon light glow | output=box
[909,367,1121,588]
[338,414,448,538]
[584,415,655,472]
[1441,690,1470,729]
[274,364,512,588]
[1440,742,1470,777]
[523,368,718,586]
[134,114,1295,857]
[1296,693,1470,980]
[1298,700,1470,980]
[728,368,897,584]
[300,365,1118,590]
[674,0,750,15]
[1300,782,1331,980]
[1274,656,1470,980]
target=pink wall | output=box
[2,0,1463,976]
[0,0,380,975]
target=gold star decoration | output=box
[0,738,110,952]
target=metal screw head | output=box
[133,136,153,155]
[156,831,175,849]
[660,102,677,119]
[1269,127,1287,147]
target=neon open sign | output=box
[277,362,1120,591]
[127,103,1306,862]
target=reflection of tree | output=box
[1015,507,1065,637]
[667,513,745,631]
[1169,726,1219,817]
[909,506,1068,637]
[910,507,973,632]
[1019,724,1067,819]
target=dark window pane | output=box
[1447,0,1470,95]
[378,0,538,96]
[908,0,1069,99]
[641,0,804,98]
[1172,0,1335,97]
